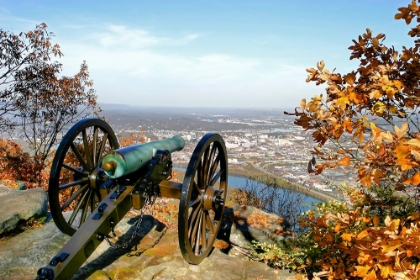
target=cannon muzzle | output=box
[101,135,185,178]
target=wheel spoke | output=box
[195,211,203,255]
[202,146,210,186]
[197,159,204,190]
[80,191,92,227]
[90,191,97,211]
[97,132,109,163]
[68,188,90,226]
[188,203,202,237]
[206,212,215,234]
[208,152,221,184]
[193,181,201,194]
[60,184,88,211]
[92,127,98,167]
[189,196,200,207]
[59,178,89,190]
[206,144,217,185]
[82,129,93,169]
[209,168,223,188]
[62,163,85,176]
[201,211,207,250]
[70,143,89,171]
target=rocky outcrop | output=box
[221,205,289,249]
[0,185,48,234]
[0,189,296,280]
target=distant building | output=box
[277,139,292,146]
[226,142,239,149]
[228,158,238,164]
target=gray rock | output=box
[0,196,296,280]
[219,205,287,251]
[0,217,70,280]
[0,180,27,190]
[0,187,48,234]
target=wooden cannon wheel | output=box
[178,133,228,264]
[49,118,119,236]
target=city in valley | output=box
[101,104,358,201]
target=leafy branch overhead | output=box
[273,1,420,279]
[0,23,100,188]
[286,1,420,190]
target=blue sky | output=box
[0,0,415,108]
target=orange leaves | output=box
[395,0,419,24]
[335,97,349,110]
[337,156,351,167]
[344,73,356,85]
[0,137,46,189]
[286,0,420,190]
[403,172,420,185]
[300,202,420,280]
[373,216,380,228]
[354,266,376,280]
[395,143,418,171]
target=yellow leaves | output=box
[341,232,354,242]
[356,229,369,240]
[354,266,375,279]
[406,138,420,148]
[334,223,341,233]
[381,80,403,99]
[348,91,362,104]
[385,216,400,232]
[395,122,408,139]
[335,97,349,110]
[304,207,420,279]
[377,264,394,278]
[300,98,306,110]
[306,67,318,82]
[395,144,417,171]
[306,67,317,74]
[369,89,382,99]
[370,122,381,139]
[372,101,386,115]
[317,60,325,71]
[381,243,402,254]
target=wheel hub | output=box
[202,187,224,211]
[88,168,106,190]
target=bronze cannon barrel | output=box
[101,135,185,178]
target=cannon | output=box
[36,118,228,280]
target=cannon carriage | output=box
[36,118,228,280]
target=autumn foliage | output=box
[287,1,420,193]
[280,1,420,279]
[0,23,99,189]
[0,138,48,189]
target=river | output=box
[174,167,322,209]
[227,174,322,209]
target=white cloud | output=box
[86,25,200,50]
[1,20,311,108]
